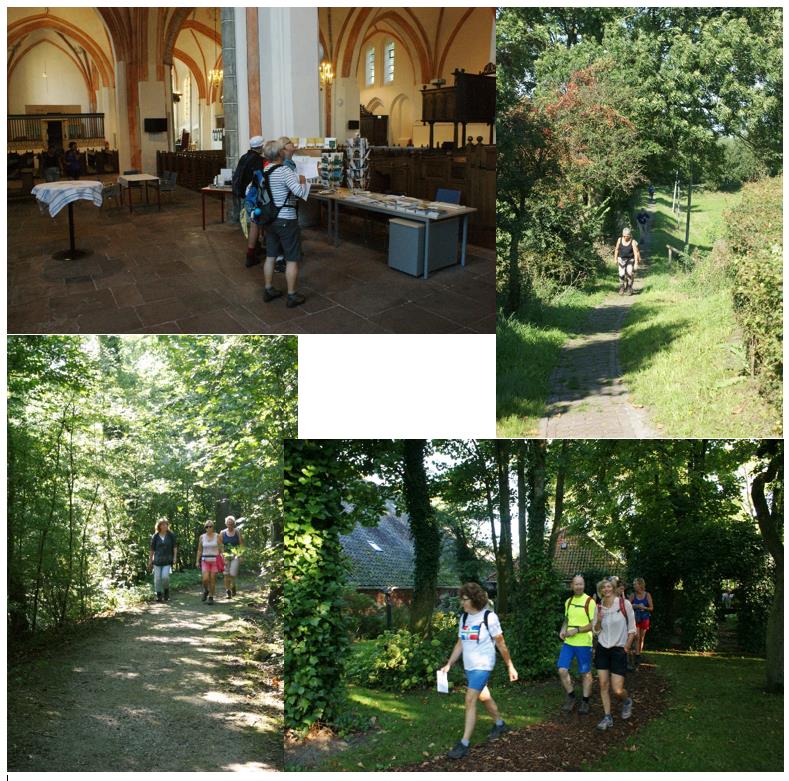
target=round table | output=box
[31,180,103,260]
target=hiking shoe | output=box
[488,722,510,740]
[156,592,163,602]
[447,741,469,760]
[621,698,633,720]
[561,694,577,713]
[208,596,214,604]
[263,286,283,302]
[202,589,208,602]
[245,254,261,268]
[578,700,590,715]
[274,257,286,273]
[596,714,614,731]
[286,292,306,308]
[226,589,232,599]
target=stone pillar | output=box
[222,8,239,171]
[114,61,132,172]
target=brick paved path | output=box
[539,210,656,438]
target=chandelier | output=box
[209,67,223,86]
[319,60,334,87]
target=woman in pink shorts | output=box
[630,578,653,669]
[196,521,224,604]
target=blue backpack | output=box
[245,163,284,225]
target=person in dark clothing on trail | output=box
[148,518,178,603]
[614,227,641,295]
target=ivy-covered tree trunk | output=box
[528,439,547,551]
[494,440,513,614]
[516,441,527,569]
[404,440,441,637]
[283,440,353,732]
[505,229,523,315]
[751,440,783,693]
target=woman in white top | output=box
[593,578,636,730]
[195,521,224,604]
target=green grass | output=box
[588,651,783,772]
[496,280,610,436]
[620,187,781,436]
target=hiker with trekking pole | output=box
[557,574,596,715]
[593,577,636,730]
[439,582,518,760]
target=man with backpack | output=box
[557,574,596,715]
[439,582,518,760]
[248,137,310,308]
[232,136,266,267]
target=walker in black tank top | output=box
[619,239,635,261]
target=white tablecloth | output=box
[31,180,103,218]
[118,173,160,185]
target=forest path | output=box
[539,205,657,438]
[8,579,282,772]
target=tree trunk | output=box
[494,440,513,613]
[751,440,783,693]
[684,169,692,252]
[547,440,569,558]
[527,440,547,553]
[516,441,527,569]
[404,440,441,637]
[474,442,498,558]
[506,230,522,315]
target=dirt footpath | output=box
[8,580,282,772]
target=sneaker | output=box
[274,257,286,273]
[596,714,614,731]
[208,596,214,604]
[286,292,306,308]
[618,283,625,295]
[245,253,261,268]
[263,287,283,302]
[578,700,590,715]
[202,589,208,603]
[561,694,577,713]
[226,589,232,599]
[447,741,469,760]
[488,722,509,740]
[621,698,633,720]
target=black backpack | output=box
[232,150,262,198]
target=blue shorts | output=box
[557,643,593,674]
[465,669,492,691]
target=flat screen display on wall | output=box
[144,118,168,133]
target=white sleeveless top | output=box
[201,532,219,558]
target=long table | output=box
[309,188,476,279]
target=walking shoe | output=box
[245,253,261,268]
[619,283,625,295]
[156,592,163,602]
[286,292,306,308]
[578,700,590,715]
[164,589,170,602]
[447,741,469,759]
[488,722,509,740]
[561,693,577,713]
[263,286,283,302]
[621,698,633,720]
[274,257,286,273]
[208,596,214,604]
[202,589,208,602]
[226,589,232,599]
[596,714,614,731]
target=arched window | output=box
[366,46,375,86]
[384,41,395,83]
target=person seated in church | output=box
[41,145,62,182]
[64,141,81,180]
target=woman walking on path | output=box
[196,521,224,604]
[614,227,641,295]
[593,578,636,730]
[629,578,653,670]
[439,582,518,760]
[148,519,178,602]
[221,516,244,599]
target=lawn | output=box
[295,649,782,773]
[620,187,781,436]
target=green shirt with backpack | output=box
[563,594,596,647]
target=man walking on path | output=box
[148,518,178,603]
[557,575,596,715]
[614,227,641,295]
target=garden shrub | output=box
[679,577,719,651]
[723,176,783,405]
[345,612,459,691]
[341,590,386,640]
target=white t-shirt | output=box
[459,609,502,671]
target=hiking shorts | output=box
[617,258,634,278]
[465,669,492,691]
[595,644,628,677]
[557,643,593,674]
[636,618,650,631]
[201,557,220,573]
[265,218,302,262]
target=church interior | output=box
[8,7,496,335]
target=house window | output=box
[367,540,383,552]
[384,41,395,83]
[366,46,375,86]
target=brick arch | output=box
[160,7,195,81]
[8,14,115,88]
[173,48,207,100]
[339,8,375,78]
[436,9,476,79]
[8,37,95,106]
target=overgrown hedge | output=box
[723,176,783,406]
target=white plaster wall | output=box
[137,80,169,174]
[9,44,89,113]
[115,60,131,172]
